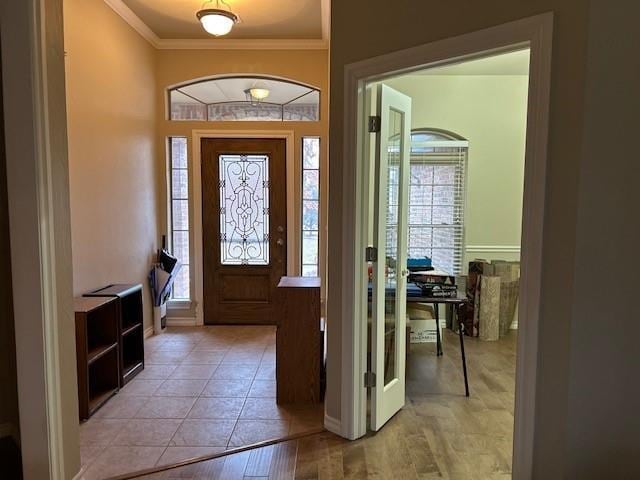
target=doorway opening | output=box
[365,49,529,475]
[337,13,552,479]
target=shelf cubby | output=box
[75,296,120,420]
[85,284,145,386]
[87,345,120,414]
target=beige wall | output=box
[0,57,20,447]
[65,0,159,329]
[154,49,329,315]
[566,1,640,477]
[383,74,529,268]
[328,1,590,476]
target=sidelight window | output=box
[301,137,320,276]
[168,137,191,300]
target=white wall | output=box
[384,74,528,269]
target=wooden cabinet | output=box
[75,296,120,420]
[85,284,144,386]
[276,277,324,404]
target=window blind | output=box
[408,145,467,275]
[386,132,468,276]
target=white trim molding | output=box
[166,317,199,327]
[155,38,328,50]
[338,12,553,479]
[104,0,159,45]
[323,413,342,436]
[191,130,297,326]
[1,1,81,478]
[144,326,154,339]
[104,0,329,50]
[466,244,522,254]
[72,467,86,480]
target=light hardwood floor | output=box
[130,330,517,480]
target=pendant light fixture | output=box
[245,81,270,104]
[196,0,238,37]
[248,87,270,101]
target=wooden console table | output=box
[276,276,323,404]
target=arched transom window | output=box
[169,76,320,122]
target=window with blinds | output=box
[388,130,468,275]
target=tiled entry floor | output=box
[79,326,323,480]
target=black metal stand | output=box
[457,307,470,397]
[432,300,469,397]
[434,303,443,356]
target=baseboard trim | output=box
[73,466,87,480]
[323,413,342,436]
[166,317,198,327]
[143,326,154,339]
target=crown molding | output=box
[321,0,331,44]
[104,0,161,46]
[155,38,329,50]
[104,0,329,50]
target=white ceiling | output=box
[173,77,317,105]
[416,49,530,76]
[120,0,324,40]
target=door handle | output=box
[276,238,284,246]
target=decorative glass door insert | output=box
[219,154,270,265]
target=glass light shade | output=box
[249,88,270,100]
[197,9,237,36]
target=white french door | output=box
[370,84,412,431]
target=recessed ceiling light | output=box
[196,1,238,37]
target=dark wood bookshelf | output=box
[74,296,120,420]
[87,342,118,365]
[85,284,145,386]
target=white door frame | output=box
[338,13,553,479]
[191,129,297,326]
[1,0,81,479]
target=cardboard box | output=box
[409,318,444,343]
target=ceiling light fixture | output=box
[244,82,270,104]
[249,87,270,101]
[196,0,238,37]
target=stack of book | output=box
[422,283,458,298]
[409,270,458,298]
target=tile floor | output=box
[78,325,323,480]
[133,330,517,479]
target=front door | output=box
[202,138,287,324]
